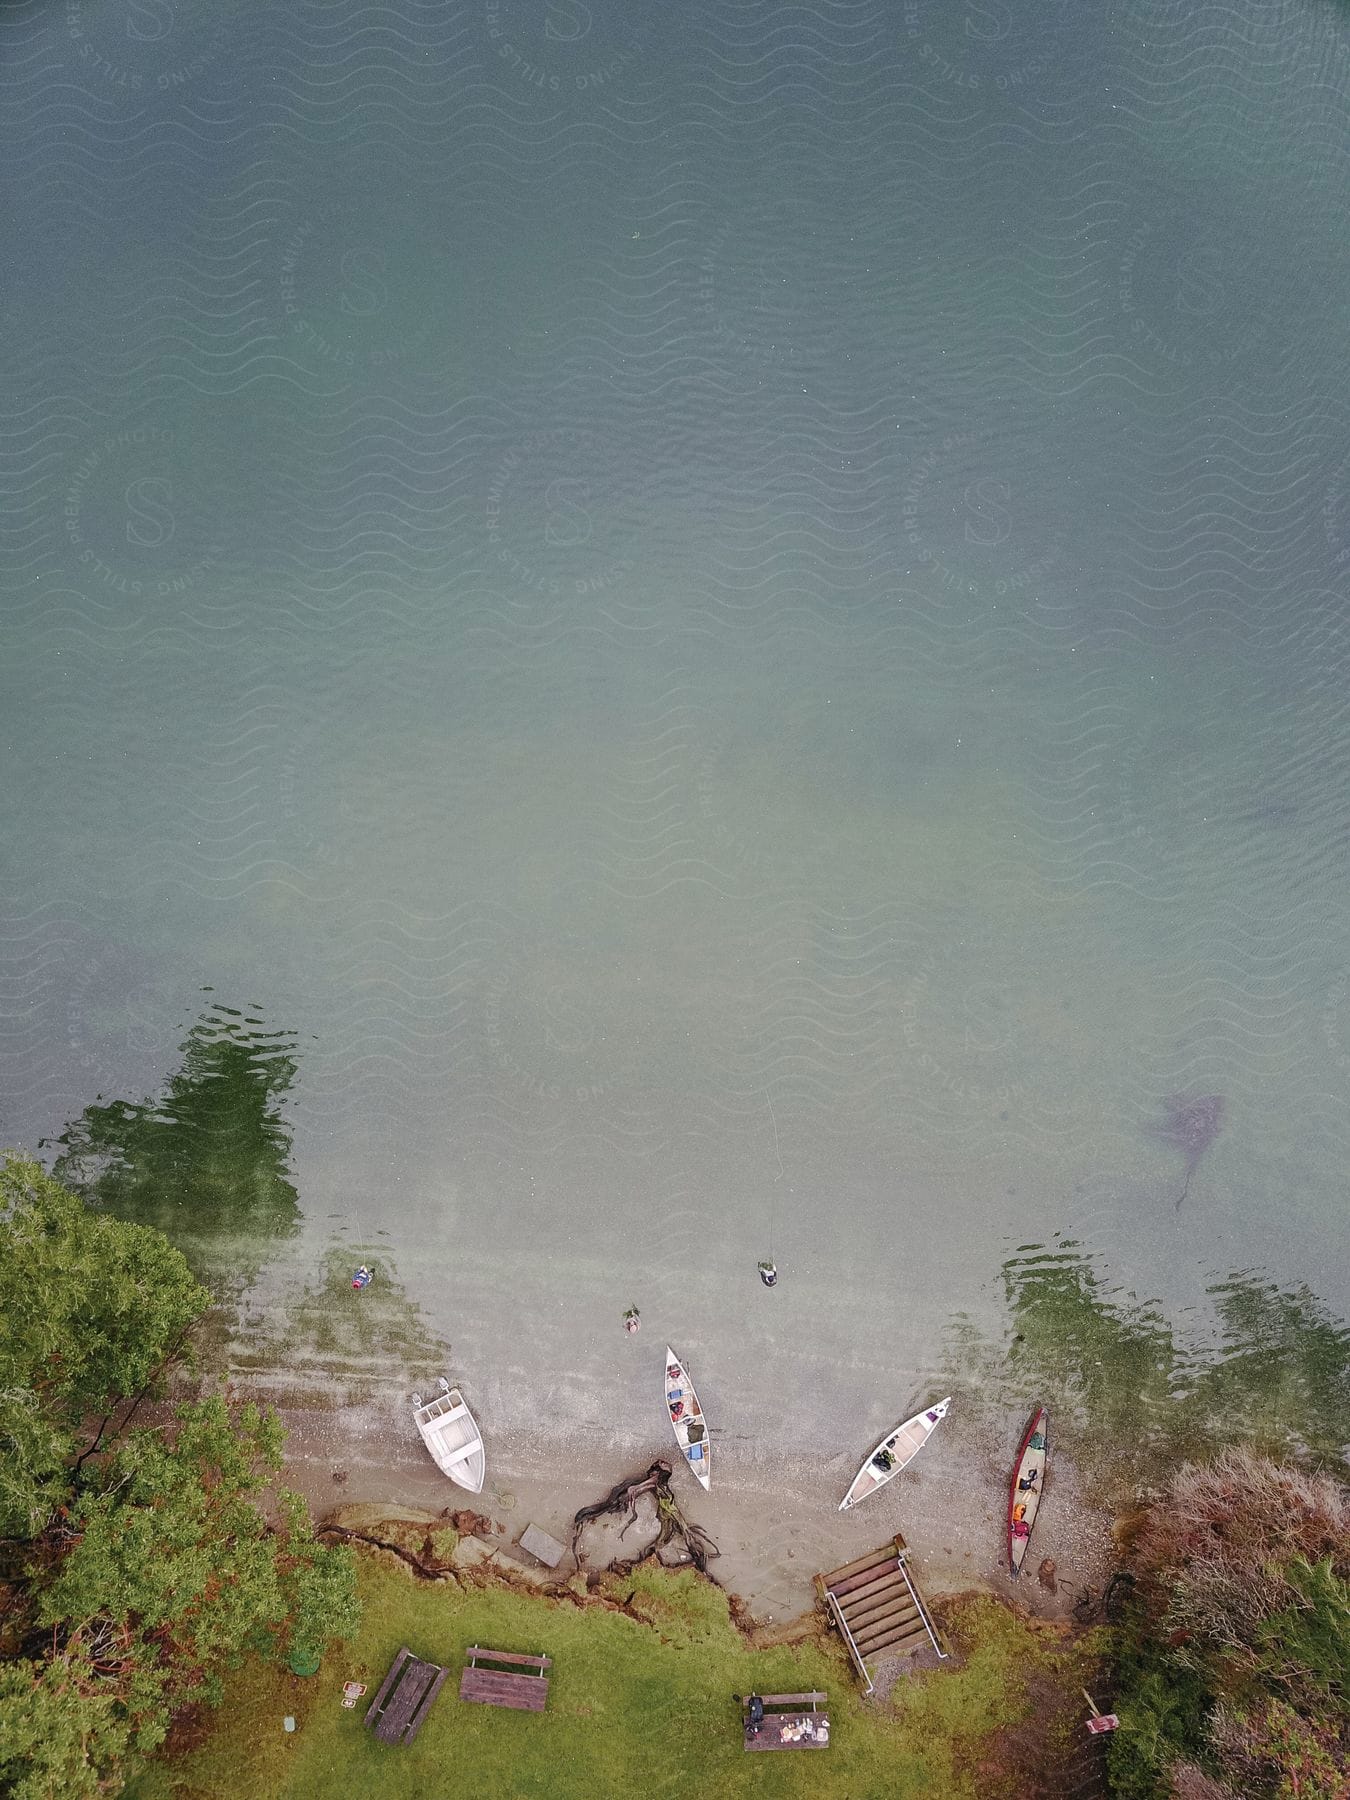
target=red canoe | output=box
[1008,1406,1048,1577]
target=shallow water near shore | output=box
[5,3,1350,1531]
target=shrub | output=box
[1109,1450,1348,1800]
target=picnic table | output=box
[459,1646,552,1712]
[364,1648,449,1745]
[741,1691,830,1752]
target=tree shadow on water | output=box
[943,1234,1349,1496]
[1196,1269,1350,1470]
[47,999,302,1302]
[48,1002,451,1404]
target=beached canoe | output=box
[1008,1406,1048,1577]
[838,1398,950,1511]
[410,1380,485,1495]
[664,1347,710,1490]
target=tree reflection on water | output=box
[950,1234,1350,1490]
[50,998,301,1292]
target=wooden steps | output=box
[853,1594,923,1645]
[819,1541,902,1587]
[817,1535,946,1690]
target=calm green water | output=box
[3,2,1349,1472]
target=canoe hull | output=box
[664,1346,710,1490]
[839,1399,950,1510]
[1007,1406,1048,1577]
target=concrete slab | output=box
[520,1522,567,1569]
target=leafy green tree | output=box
[1107,1661,1210,1800]
[0,1155,208,1537]
[35,1397,357,1736]
[0,1652,130,1800]
[0,1160,359,1797]
[274,1488,364,1658]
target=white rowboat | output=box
[664,1347,710,1490]
[411,1380,485,1494]
[839,1398,950,1511]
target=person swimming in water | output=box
[758,1260,777,1288]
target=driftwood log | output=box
[571,1459,719,1575]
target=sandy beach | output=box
[274,1392,1116,1632]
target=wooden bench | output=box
[459,1646,552,1712]
[364,1647,449,1745]
[740,1691,830,1753]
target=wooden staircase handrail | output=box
[897,1553,947,1661]
[825,1589,873,1696]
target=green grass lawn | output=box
[125,1556,1091,1800]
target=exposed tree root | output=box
[317,1522,461,1584]
[571,1459,720,1576]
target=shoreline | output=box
[271,1392,1117,1630]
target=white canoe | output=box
[411,1383,485,1494]
[839,1398,950,1511]
[664,1347,710,1490]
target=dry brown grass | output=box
[1130,1448,1347,1670]
[1113,1449,1349,1800]
[1208,1698,1350,1800]
[1168,1762,1232,1800]
[1137,1447,1347,1572]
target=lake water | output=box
[3,2,1348,1481]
